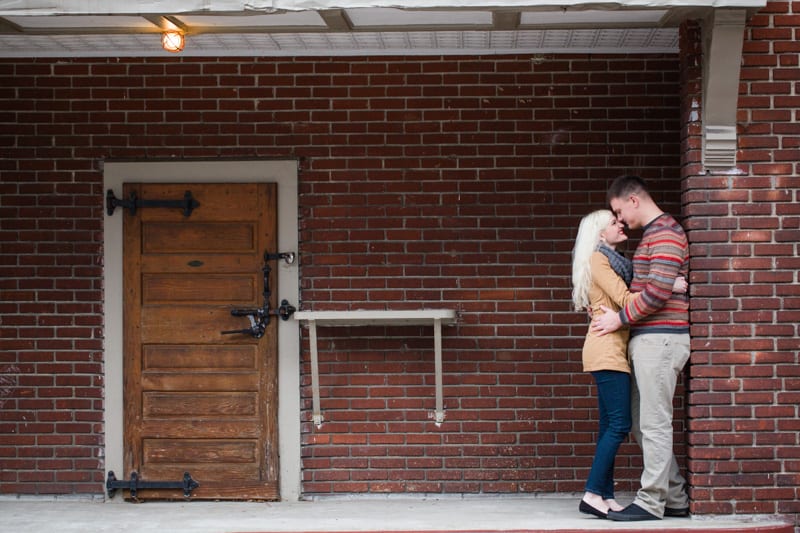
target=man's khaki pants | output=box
[629,333,691,517]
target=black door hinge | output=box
[106,471,199,500]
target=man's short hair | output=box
[607,175,649,204]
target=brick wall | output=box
[682,1,800,525]
[296,56,684,494]
[0,54,682,496]
[0,70,105,493]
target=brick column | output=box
[680,7,800,522]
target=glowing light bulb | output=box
[161,31,185,53]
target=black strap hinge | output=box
[106,471,199,499]
[106,189,199,217]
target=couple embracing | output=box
[571,175,691,522]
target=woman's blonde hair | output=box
[571,209,614,311]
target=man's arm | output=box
[619,223,687,325]
[593,221,687,336]
[591,274,687,336]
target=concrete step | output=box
[0,496,792,533]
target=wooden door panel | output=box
[140,307,264,343]
[123,182,279,500]
[142,345,257,369]
[143,223,257,253]
[140,373,260,392]
[142,274,258,303]
[143,393,258,417]
[141,254,260,273]
[139,420,262,439]
[144,439,259,464]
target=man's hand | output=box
[591,305,622,336]
[673,275,688,294]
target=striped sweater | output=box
[619,213,690,336]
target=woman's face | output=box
[601,216,628,247]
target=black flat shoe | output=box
[607,503,661,522]
[579,500,608,519]
[664,506,690,517]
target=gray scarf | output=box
[598,244,633,286]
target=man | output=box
[592,175,690,522]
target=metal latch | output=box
[221,251,297,338]
[221,299,297,338]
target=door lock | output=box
[221,300,297,338]
[221,251,297,338]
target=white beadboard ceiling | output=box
[0,1,765,56]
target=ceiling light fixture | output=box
[161,30,185,53]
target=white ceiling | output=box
[0,1,765,57]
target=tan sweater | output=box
[581,251,636,374]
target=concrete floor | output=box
[0,495,793,533]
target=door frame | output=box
[103,160,301,501]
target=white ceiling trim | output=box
[0,1,764,57]
[0,27,679,57]
[0,0,767,15]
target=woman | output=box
[571,209,685,519]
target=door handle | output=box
[265,251,296,265]
[221,300,296,338]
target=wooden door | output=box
[122,182,279,500]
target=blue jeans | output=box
[585,370,632,499]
